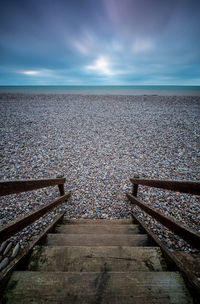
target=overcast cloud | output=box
[0,0,200,85]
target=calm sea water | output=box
[0,85,200,95]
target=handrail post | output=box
[57,175,65,196]
[132,174,139,197]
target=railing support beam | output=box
[126,192,200,250]
[0,192,71,243]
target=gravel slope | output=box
[0,93,199,252]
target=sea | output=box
[0,85,200,96]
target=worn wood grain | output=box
[46,233,149,247]
[63,218,133,225]
[28,245,167,272]
[56,224,141,234]
[3,271,193,303]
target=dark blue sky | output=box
[1,0,200,85]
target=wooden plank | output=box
[28,246,167,272]
[130,178,200,195]
[0,178,66,196]
[56,224,141,234]
[126,192,200,250]
[3,271,193,303]
[46,233,149,247]
[173,251,200,278]
[0,213,65,287]
[131,213,200,302]
[63,218,133,225]
[0,192,71,242]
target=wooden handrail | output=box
[0,192,71,243]
[130,178,200,195]
[126,192,200,250]
[0,213,65,283]
[131,213,200,301]
[0,178,66,196]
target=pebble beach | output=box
[0,93,200,254]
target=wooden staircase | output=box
[2,218,193,303]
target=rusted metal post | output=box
[57,175,65,196]
[132,174,139,197]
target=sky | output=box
[0,0,200,85]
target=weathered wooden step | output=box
[56,224,141,234]
[28,246,167,272]
[63,218,133,225]
[3,271,193,303]
[46,233,149,247]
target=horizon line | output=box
[0,84,200,87]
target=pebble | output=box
[0,93,199,254]
[11,243,20,258]
[0,257,9,271]
[3,242,12,256]
[0,240,8,254]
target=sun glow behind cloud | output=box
[86,56,114,76]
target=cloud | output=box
[20,69,53,76]
[71,30,95,55]
[85,55,114,76]
[73,40,90,55]
[1,0,200,85]
[21,70,40,75]
[132,38,155,53]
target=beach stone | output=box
[0,240,8,254]
[3,242,12,256]
[0,257,9,271]
[11,243,20,258]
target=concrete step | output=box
[3,271,193,303]
[63,218,133,225]
[46,233,149,247]
[56,224,141,234]
[28,246,167,272]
